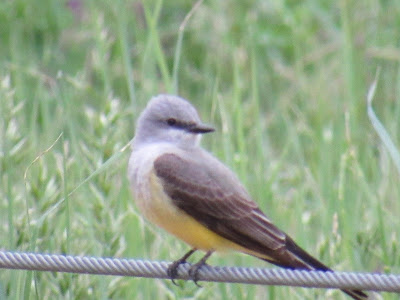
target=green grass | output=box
[1,0,400,299]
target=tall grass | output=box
[0,0,399,299]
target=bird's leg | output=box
[167,248,197,285]
[188,250,214,287]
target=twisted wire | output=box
[0,250,399,293]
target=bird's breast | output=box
[127,144,242,251]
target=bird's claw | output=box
[188,262,207,287]
[167,260,185,286]
[167,249,197,285]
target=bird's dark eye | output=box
[167,118,177,126]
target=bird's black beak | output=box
[188,123,215,134]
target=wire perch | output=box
[0,250,398,293]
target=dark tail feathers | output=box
[258,236,369,300]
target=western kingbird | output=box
[128,94,368,300]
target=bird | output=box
[128,94,368,300]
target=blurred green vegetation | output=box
[0,0,400,299]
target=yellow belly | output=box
[134,169,275,261]
[137,171,239,251]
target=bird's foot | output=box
[167,258,188,285]
[188,250,214,287]
[188,261,208,287]
[167,249,197,285]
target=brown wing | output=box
[154,152,369,300]
[154,152,288,258]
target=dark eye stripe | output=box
[166,118,196,131]
[167,118,176,126]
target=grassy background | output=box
[0,0,400,299]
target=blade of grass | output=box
[143,0,172,92]
[172,0,204,94]
[36,140,131,225]
[367,68,400,175]
[117,4,136,106]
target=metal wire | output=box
[0,250,398,293]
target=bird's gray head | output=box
[133,94,214,148]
